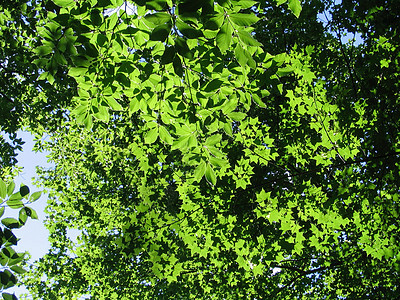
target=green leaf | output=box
[19,208,28,225]
[228,111,246,121]
[9,192,22,201]
[19,185,29,197]
[175,37,193,59]
[10,265,26,274]
[7,182,15,197]
[1,218,21,229]
[52,0,75,7]
[237,30,262,47]
[0,207,4,218]
[229,13,259,27]
[6,199,24,209]
[194,160,206,182]
[159,126,173,145]
[0,180,6,199]
[288,0,302,18]
[106,97,123,111]
[150,24,171,42]
[234,44,247,67]
[34,45,53,56]
[205,164,216,186]
[161,46,175,64]
[144,128,159,144]
[205,134,222,146]
[173,55,183,77]
[176,19,202,39]
[216,22,232,53]
[252,93,266,108]
[277,65,295,76]
[145,12,171,25]
[237,0,257,9]
[25,207,38,219]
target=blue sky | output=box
[5,131,51,297]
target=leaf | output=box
[194,160,206,182]
[106,97,123,111]
[205,134,222,146]
[237,30,262,47]
[234,44,247,67]
[0,207,4,218]
[173,55,183,77]
[204,79,223,92]
[25,207,38,219]
[252,93,266,108]
[6,199,24,209]
[52,0,75,7]
[205,164,217,186]
[19,185,29,197]
[277,65,295,76]
[175,37,193,59]
[229,13,259,27]
[144,128,159,144]
[237,0,257,9]
[159,126,173,145]
[0,180,6,199]
[19,208,28,225]
[161,46,175,64]
[176,19,202,39]
[10,266,26,274]
[228,111,246,121]
[34,45,53,56]
[144,12,171,25]
[7,182,15,196]
[69,67,87,77]
[9,192,22,201]
[288,0,302,18]
[150,24,171,42]
[216,22,232,53]
[1,218,21,229]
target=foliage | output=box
[0,0,74,175]
[0,0,396,299]
[0,179,40,300]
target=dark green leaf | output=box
[150,24,171,42]
[1,218,20,229]
[144,12,171,25]
[173,55,184,77]
[161,46,175,64]
[19,185,29,197]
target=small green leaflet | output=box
[288,0,302,18]
[194,160,206,182]
[52,0,75,7]
[216,22,232,53]
[229,13,260,27]
[159,126,173,145]
[1,218,20,229]
[144,12,171,25]
[205,164,216,186]
[0,179,6,199]
[145,128,159,144]
[237,30,262,47]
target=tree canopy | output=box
[1,0,400,299]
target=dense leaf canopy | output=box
[1,0,400,299]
